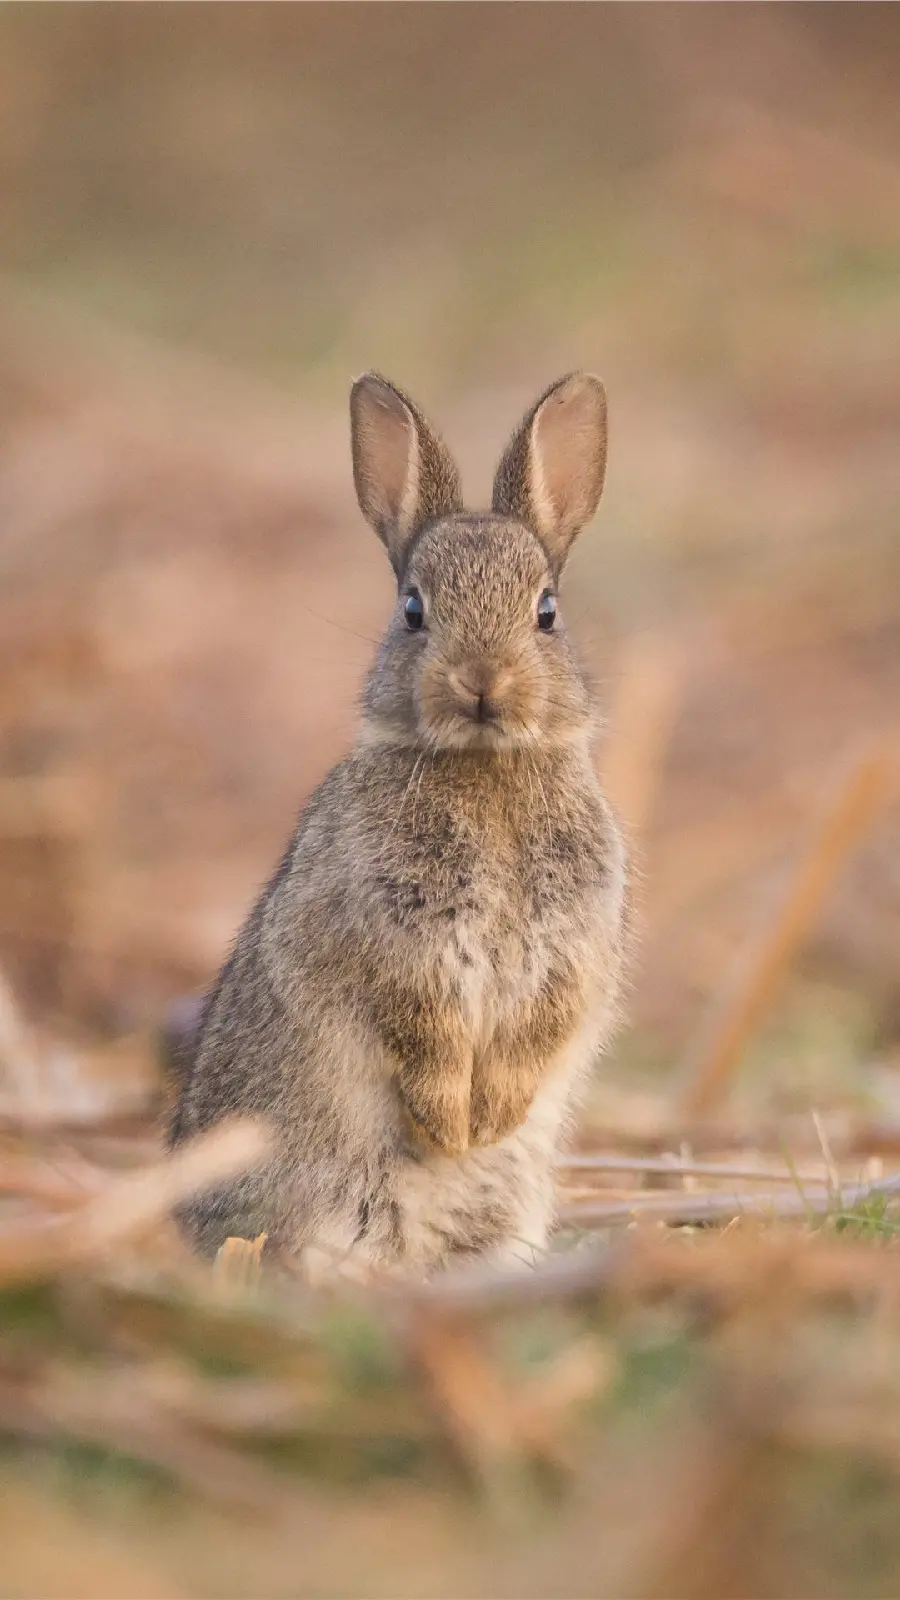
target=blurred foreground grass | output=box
[6,1123,900,1598]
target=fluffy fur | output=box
[170,371,628,1275]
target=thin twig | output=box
[560,1153,834,1184]
[558,1170,900,1231]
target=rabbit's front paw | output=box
[469,1072,532,1147]
[397,1073,470,1158]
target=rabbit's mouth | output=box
[457,694,504,730]
[421,702,541,753]
[457,712,510,748]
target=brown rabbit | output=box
[169,372,628,1274]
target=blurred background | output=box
[1,8,900,1595]
[1,3,898,1114]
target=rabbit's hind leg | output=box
[448,1174,553,1273]
[388,1141,554,1273]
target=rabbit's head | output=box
[351,372,607,753]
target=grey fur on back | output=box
[170,372,628,1276]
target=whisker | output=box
[409,745,434,834]
[378,750,426,864]
[305,606,382,649]
[525,734,555,858]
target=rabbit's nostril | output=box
[447,667,513,727]
[448,670,482,705]
[449,669,511,708]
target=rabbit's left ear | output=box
[492,373,607,575]
[350,373,463,575]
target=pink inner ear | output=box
[533,377,607,533]
[353,381,416,530]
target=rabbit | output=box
[168,370,629,1276]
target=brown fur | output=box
[170,372,628,1275]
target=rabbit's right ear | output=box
[492,373,607,576]
[350,374,463,575]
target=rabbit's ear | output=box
[492,373,607,574]
[350,373,463,574]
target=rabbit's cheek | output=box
[414,656,450,739]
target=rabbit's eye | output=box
[537,590,557,632]
[404,588,425,631]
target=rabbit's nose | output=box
[449,668,512,721]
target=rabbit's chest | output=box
[443,909,547,1034]
[434,839,570,1029]
[370,775,612,1031]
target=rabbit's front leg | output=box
[371,976,473,1157]
[470,966,583,1146]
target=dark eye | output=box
[536,590,557,631]
[404,588,425,631]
